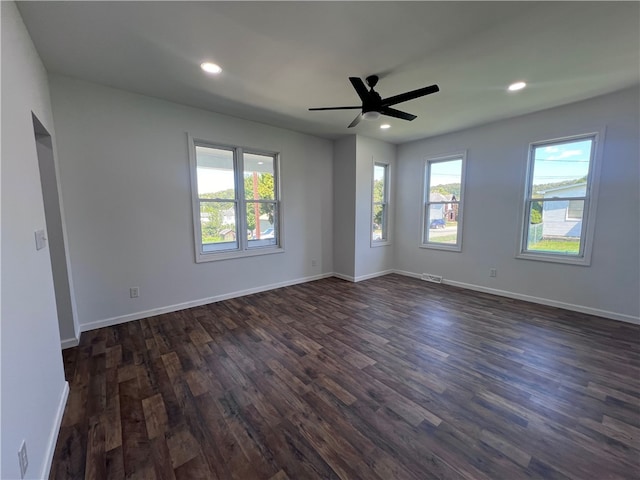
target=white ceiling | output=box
[17,1,640,144]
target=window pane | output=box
[429,159,462,201]
[373,165,386,203]
[200,201,238,252]
[247,201,278,248]
[531,139,592,197]
[372,204,386,241]
[244,154,275,200]
[425,206,458,244]
[525,200,582,255]
[195,146,235,198]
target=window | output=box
[519,133,600,265]
[422,153,466,251]
[189,138,281,262]
[372,162,389,244]
[566,200,584,220]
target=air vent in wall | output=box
[421,273,443,283]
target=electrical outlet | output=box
[18,440,28,479]
[490,268,497,278]
[130,287,140,298]
[311,259,317,267]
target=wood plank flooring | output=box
[50,274,640,479]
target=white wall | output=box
[332,136,357,278]
[1,2,68,478]
[48,75,334,330]
[332,135,397,281]
[354,135,396,279]
[396,87,640,322]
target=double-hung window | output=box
[422,153,466,251]
[372,162,390,244]
[190,139,281,262]
[518,133,600,265]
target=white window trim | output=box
[188,134,284,263]
[516,130,604,266]
[420,151,467,252]
[371,161,391,247]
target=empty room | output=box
[2,1,639,479]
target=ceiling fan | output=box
[309,75,439,128]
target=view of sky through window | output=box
[532,140,592,185]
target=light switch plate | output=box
[35,229,47,250]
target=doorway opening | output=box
[32,113,78,347]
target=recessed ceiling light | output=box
[200,62,222,74]
[508,81,526,92]
[380,124,391,129]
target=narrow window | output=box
[422,153,466,251]
[190,139,281,262]
[372,163,389,244]
[519,134,598,264]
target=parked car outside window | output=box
[430,219,446,229]
[261,227,275,239]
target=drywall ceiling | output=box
[17,1,640,143]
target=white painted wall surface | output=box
[332,136,357,279]
[354,135,396,280]
[396,88,640,321]
[48,75,333,330]
[1,2,68,478]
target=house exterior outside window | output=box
[421,152,466,251]
[518,132,601,265]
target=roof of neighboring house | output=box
[429,193,454,202]
[539,182,587,195]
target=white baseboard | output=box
[78,269,639,333]
[79,273,333,332]
[333,269,395,283]
[354,269,395,283]
[60,337,79,349]
[393,269,421,280]
[394,269,639,325]
[41,381,69,479]
[332,272,355,282]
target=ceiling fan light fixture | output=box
[362,111,381,120]
[201,62,222,74]
[508,81,526,91]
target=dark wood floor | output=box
[51,274,640,479]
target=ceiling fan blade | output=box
[349,77,370,102]
[380,107,417,121]
[308,106,361,111]
[348,113,363,128]
[381,84,439,107]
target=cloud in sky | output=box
[540,144,589,161]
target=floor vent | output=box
[421,273,443,283]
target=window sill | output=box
[420,243,461,252]
[516,251,590,266]
[371,240,391,248]
[196,246,284,263]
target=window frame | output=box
[516,131,603,266]
[188,135,283,263]
[371,161,391,247]
[420,151,467,252]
